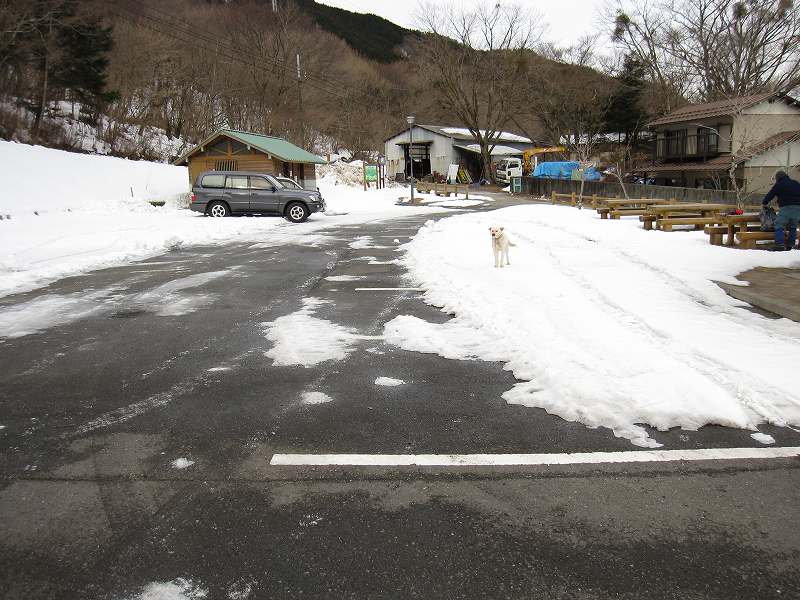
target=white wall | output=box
[744,141,800,193]
[734,100,800,152]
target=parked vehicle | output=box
[274,176,303,190]
[494,158,523,184]
[190,171,325,222]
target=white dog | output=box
[489,226,515,268]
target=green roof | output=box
[175,128,327,165]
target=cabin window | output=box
[230,140,248,154]
[215,159,238,171]
[207,138,229,155]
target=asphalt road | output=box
[1,198,799,599]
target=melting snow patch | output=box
[129,578,208,600]
[262,298,364,367]
[375,377,405,386]
[130,270,228,316]
[0,292,110,338]
[170,457,195,469]
[350,236,376,249]
[301,391,334,405]
[324,275,363,282]
[751,432,775,445]
[206,366,232,372]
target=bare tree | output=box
[608,0,800,107]
[414,1,544,180]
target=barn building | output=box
[384,124,536,182]
[174,129,327,189]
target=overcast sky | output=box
[316,0,609,47]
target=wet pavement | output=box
[1,200,799,599]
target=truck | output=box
[494,158,523,184]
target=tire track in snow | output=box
[512,225,793,427]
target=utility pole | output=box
[296,52,304,145]
[407,115,416,202]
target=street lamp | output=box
[407,115,416,202]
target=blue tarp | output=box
[533,161,601,181]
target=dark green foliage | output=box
[52,15,118,111]
[293,0,416,63]
[604,54,647,141]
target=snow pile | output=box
[263,298,364,367]
[317,159,367,187]
[751,433,775,445]
[0,142,447,298]
[388,204,800,448]
[170,458,195,469]
[0,140,188,214]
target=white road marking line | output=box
[354,288,425,291]
[270,447,800,466]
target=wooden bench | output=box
[416,182,469,198]
[552,192,619,209]
[657,216,721,232]
[736,231,775,249]
[704,224,761,245]
[639,214,657,230]
[610,208,653,219]
[736,226,800,249]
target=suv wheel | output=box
[285,202,309,223]
[207,201,230,218]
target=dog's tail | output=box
[509,241,517,247]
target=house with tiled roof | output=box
[639,91,800,194]
[174,129,327,189]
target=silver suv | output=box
[190,171,325,223]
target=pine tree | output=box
[604,54,647,143]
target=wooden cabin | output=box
[174,129,327,189]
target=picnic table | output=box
[596,198,672,220]
[644,203,731,231]
[703,213,760,246]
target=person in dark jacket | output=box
[762,170,800,250]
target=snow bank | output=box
[317,159,370,187]
[388,204,800,447]
[0,140,189,214]
[0,142,445,298]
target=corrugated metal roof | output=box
[174,129,327,165]
[384,124,533,144]
[647,92,796,127]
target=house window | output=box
[215,159,238,171]
[697,129,719,155]
[665,130,687,156]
